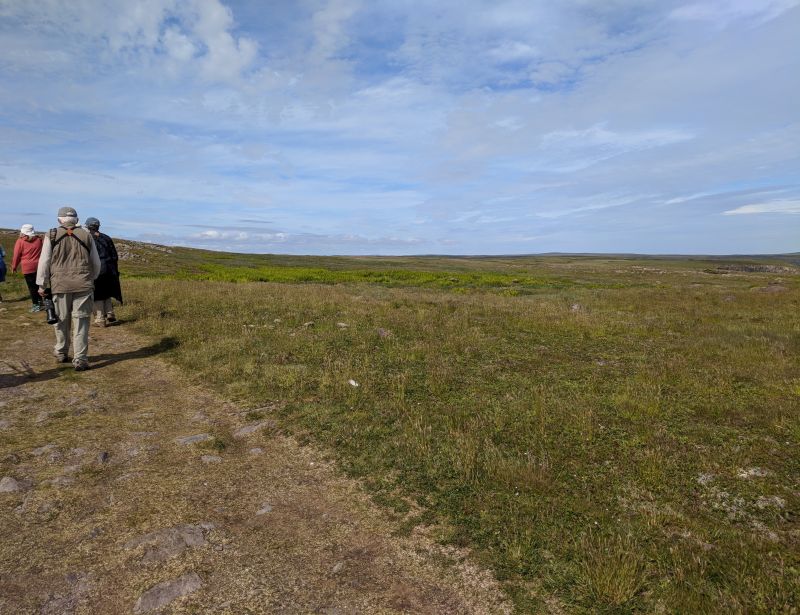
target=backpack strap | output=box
[50,227,90,253]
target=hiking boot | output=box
[93,318,106,327]
[29,305,42,313]
[106,314,117,324]
[73,360,90,372]
[54,354,70,363]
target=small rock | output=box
[256,504,273,516]
[32,444,57,457]
[302,321,315,328]
[233,421,276,439]
[570,303,581,312]
[175,434,211,445]
[0,419,11,430]
[376,328,391,338]
[201,455,222,464]
[348,379,359,387]
[87,390,98,399]
[248,447,264,456]
[336,322,349,329]
[133,572,203,613]
[0,476,21,493]
[331,562,344,574]
[96,452,111,464]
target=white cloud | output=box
[723,200,800,215]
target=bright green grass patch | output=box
[186,262,582,291]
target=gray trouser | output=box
[53,290,93,363]
[93,298,114,320]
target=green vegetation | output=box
[2,230,798,611]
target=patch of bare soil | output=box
[0,303,510,614]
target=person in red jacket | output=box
[12,224,44,312]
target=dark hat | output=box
[58,206,77,217]
[85,217,100,228]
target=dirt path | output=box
[0,299,511,614]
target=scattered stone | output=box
[331,562,344,574]
[0,419,11,430]
[133,572,203,613]
[87,390,98,399]
[125,523,215,562]
[348,379,359,387]
[32,444,57,457]
[175,433,211,445]
[0,476,21,493]
[376,327,391,338]
[248,447,264,456]
[570,303,581,312]
[201,455,222,464]
[755,495,786,510]
[40,572,92,615]
[96,451,111,464]
[256,504,273,516]
[336,322,349,329]
[233,421,276,439]
[302,321,315,328]
[737,467,770,479]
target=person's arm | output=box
[36,236,52,292]
[88,235,101,280]
[11,240,21,273]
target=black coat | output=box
[92,232,123,303]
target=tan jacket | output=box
[36,226,101,294]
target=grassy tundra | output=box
[3,232,798,612]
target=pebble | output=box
[201,455,222,464]
[331,562,344,574]
[233,421,276,439]
[256,504,273,516]
[248,448,264,456]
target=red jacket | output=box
[12,235,43,275]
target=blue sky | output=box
[1,0,798,255]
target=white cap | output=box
[20,224,35,237]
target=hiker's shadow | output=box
[90,336,180,370]
[0,337,179,389]
[0,367,63,389]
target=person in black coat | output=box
[85,217,123,326]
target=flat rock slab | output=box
[175,433,211,445]
[133,572,203,613]
[0,477,21,493]
[124,523,214,562]
[200,455,222,464]
[233,420,276,439]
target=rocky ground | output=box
[0,297,510,614]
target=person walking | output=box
[12,224,44,312]
[85,217,122,326]
[0,244,6,302]
[36,206,101,371]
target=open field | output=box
[1,231,799,612]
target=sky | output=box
[0,0,799,255]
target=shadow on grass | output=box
[0,337,180,389]
[89,336,180,370]
[0,363,74,389]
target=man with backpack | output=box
[36,206,101,371]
